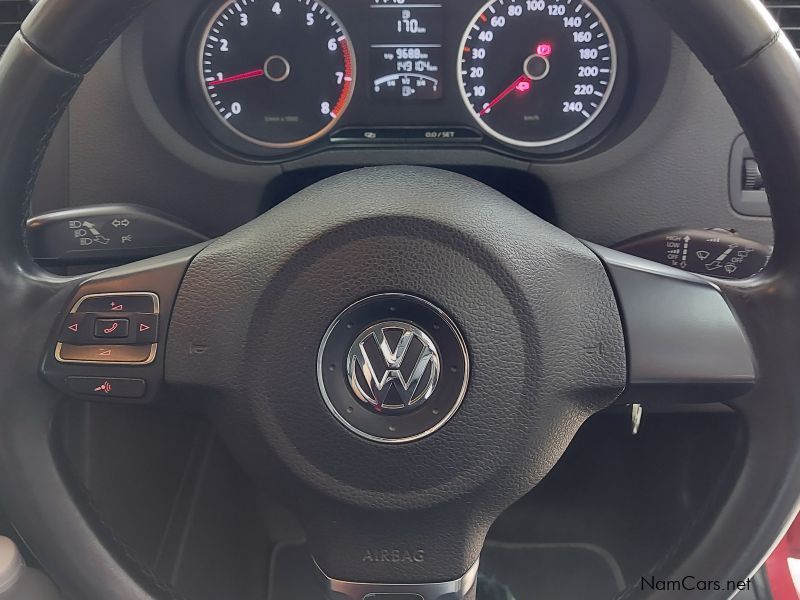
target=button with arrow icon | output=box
[60,315,85,343]
[135,314,159,344]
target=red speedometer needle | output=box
[479,74,532,116]
[207,69,265,87]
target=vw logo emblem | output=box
[317,293,469,443]
[347,322,440,413]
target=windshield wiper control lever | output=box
[614,227,771,280]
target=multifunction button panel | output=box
[55,293,159,365]
[41,246,200,404]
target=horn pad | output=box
[166,166,626,583]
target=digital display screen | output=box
[369,2,444,101]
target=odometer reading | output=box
[459,0,617,147]
[199,0,355,148]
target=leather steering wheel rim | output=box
[0,1,799,599]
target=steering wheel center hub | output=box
[318,293,469,443]
[163,166,627,584]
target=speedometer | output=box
[459,0,617,148]
[197,0,355,149]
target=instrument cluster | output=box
[123,0,686,164]
[182,0,637,158]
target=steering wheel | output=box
[0,0,797,598]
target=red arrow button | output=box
[67,323,79,332]
[139,323,150,333]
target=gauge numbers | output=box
[459,0,617,147]
[199,0,355,149]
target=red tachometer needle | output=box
[207,69,265,87]
[479,74,533,116]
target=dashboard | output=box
[25,0,774,268]
[1,3,784,599]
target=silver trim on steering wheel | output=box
[316,559,480,600]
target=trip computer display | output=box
[369,1,444,101]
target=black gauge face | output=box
[198,0,355,148]
[459,0,617,148]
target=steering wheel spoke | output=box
[588,244,757,406]
[22,246,203,405]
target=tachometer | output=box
[197,0,355,149]
[459,0,617,148]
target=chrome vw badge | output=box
[318,293,469,443]
[347,322,440,413]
